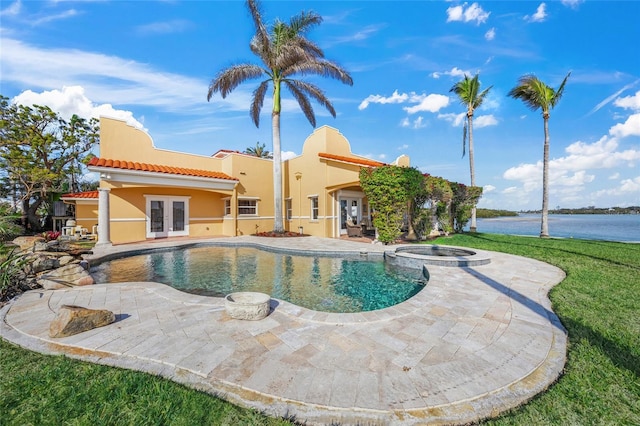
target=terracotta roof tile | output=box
[318,152,385,167]
[61,191,99,199]
[88,157,238,181]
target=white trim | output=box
[237,216,274,220]
[339,189,365,198]
[307,194,319,198]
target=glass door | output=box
[146,196,189,238]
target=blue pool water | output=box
[91,246,426,313]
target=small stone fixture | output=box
[225,292,271,320]
[49,304,116,338]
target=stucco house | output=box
[64,117,409,245]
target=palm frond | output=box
[207,64,265,100]
[289,10,322,35]
[286,79,336,118]
[284,58,353,86]
[250,80,270,127]
[462,119,467,158]
[283,80,317,127]
[551,72,571,108]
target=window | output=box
[224,199,231,216]
[310,196,319,220]
[238,199,257,215]
[285,199,292,221]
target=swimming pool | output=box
[90,246,426,313]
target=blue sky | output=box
[1,0,639,211]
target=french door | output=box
[146,196,189,238]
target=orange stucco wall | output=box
[96,118,409,244]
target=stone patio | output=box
[0,236,567,425]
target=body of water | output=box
[467,214,640,243]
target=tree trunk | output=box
[468,113,477,233]
[272,111,284,233]
[540,116,550,238]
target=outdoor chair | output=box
[346,219,363,237]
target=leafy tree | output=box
[244,142,272,159]
[450,73,492,233]
[424,175,453,234]
[450,183,483,233]
[0,96,99,232]
[508,72,570,238]
[207,0,352,233]
[359,166,409,244]
[403,168,430,241]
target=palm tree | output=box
[207,0,352,233]
[449,73,492,233]
[244,142,272,159]
[508,72,570,238]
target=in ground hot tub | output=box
[385,245,491,268]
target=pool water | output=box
[91,246,426,313]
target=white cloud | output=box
[589,81,640,114]
[503,136,640,193]
[438,112,465,127]
[502,186,518,194]
[485,27,496,41]
[483,184,496,193]
[398,144,409,150]
[592,176,640,198]
[136,19,193,35]
[403,94,450,114]
[446,2,490,25]
[0,38,227,114]
[281,151,298,161]
[437,113,497,128]
[609,113,640,138]
[11,86,145,129]
[359,90,408,110]
[360,91,449,114]
[609,172,620,180]
[614,90,640,111]
[525,3,547,23]
[0,0,21,16]
[474,114,498,128]
[32,9,79,26]
[561,0,584,9]
[431,66,471,79]
[400,117,426,129]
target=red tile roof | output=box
[318,153,385,167]
[88,157,238,181]
[61,190,99,199]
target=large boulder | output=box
[49,305,115,338]
[37,264,94,290]
[12,236,45,251]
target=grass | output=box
[1,233,639,424]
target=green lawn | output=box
[1,234,639,425]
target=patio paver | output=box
[0,236,567,425]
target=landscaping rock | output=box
[58,255,75,266]
[37,264,94,290]
[12,236,45,251]
[49,305,115,338]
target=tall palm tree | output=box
[207,0,352,233]
[449,73,492,233]
[508,72,570,238]
[244,142,272,159]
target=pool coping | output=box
[1,236,567,425]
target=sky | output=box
[1,0,639,211]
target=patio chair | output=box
[346,218,363,237]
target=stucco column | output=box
[96,188,112,246]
